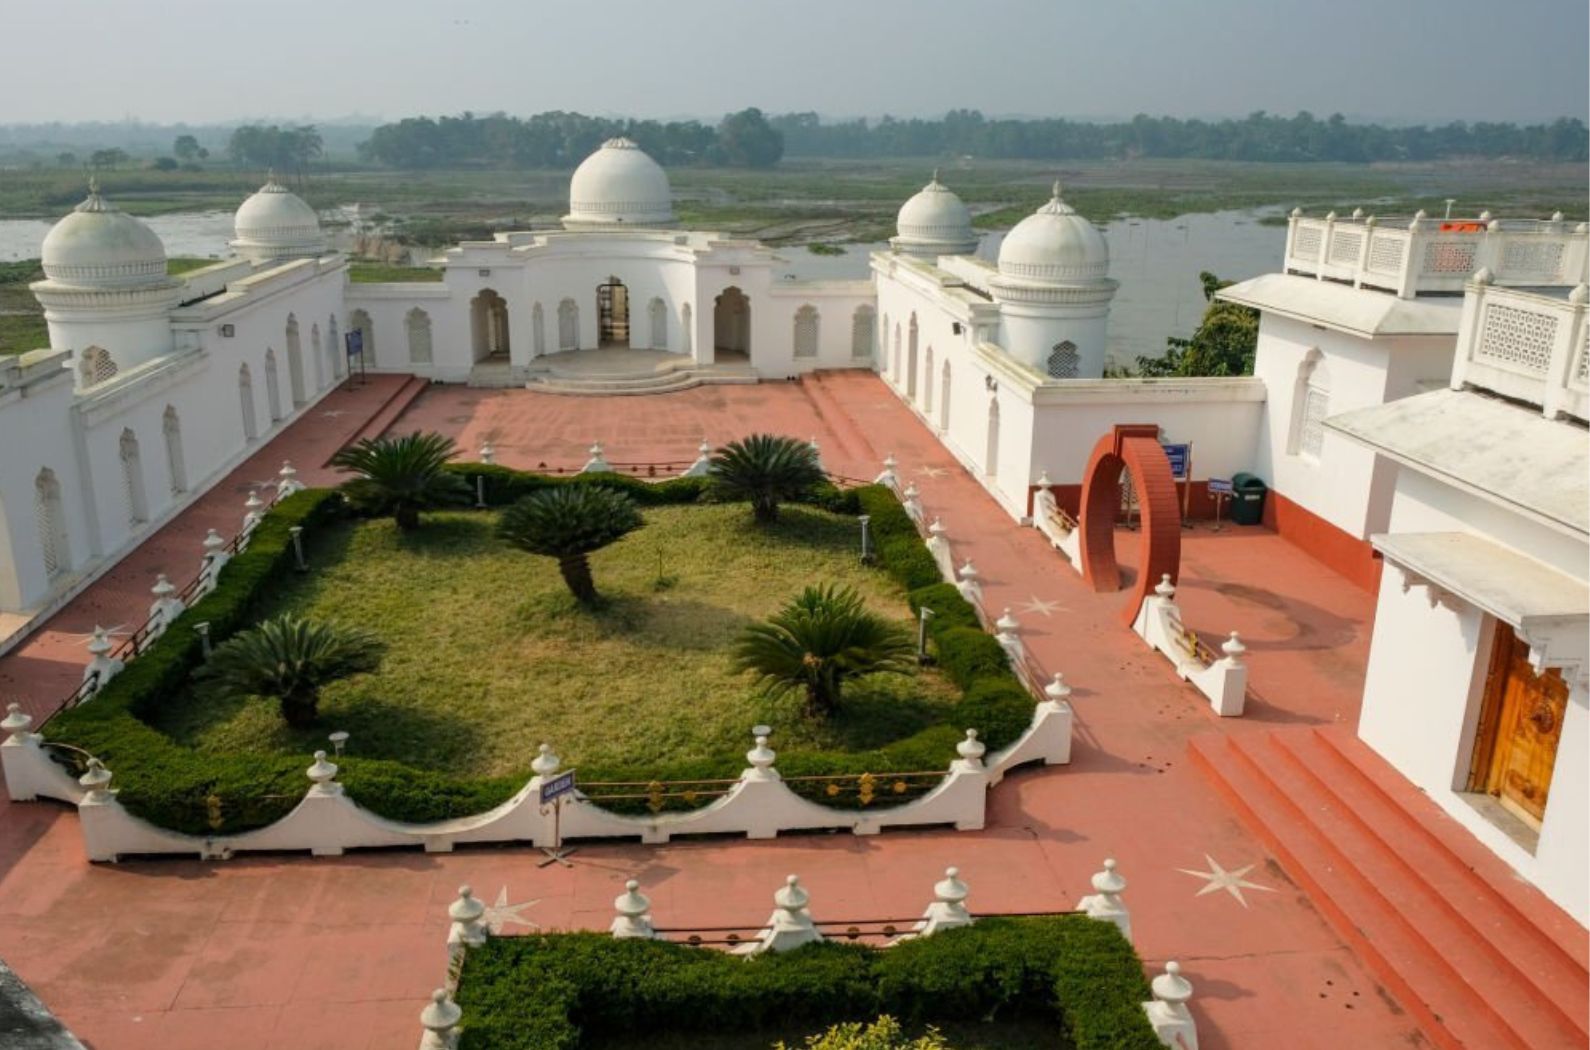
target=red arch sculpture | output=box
[1077,425,1182,625]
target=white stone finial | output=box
[883,454,898,471]
[1221,631,1247,663]
[936,866,969,907]
[957,560,979,582]
[1154,961,1193,1005]
[775,874,810,914]
[699,439,711,456]
[202,529,226,557]
[306,749,340,792]
[995,607,1020,634]
[930,167,941,184]
[1036,469,1052,490]
[479,441,495,465]
[1288,206,1302,219]
[914,865,973,936]
[1044,672,1072,704]
[87,626,113,658]
[927,517,947,539]
[956,729,986,768]
[420,988,462,1038]
[531,742,560,777]
[1077,857,1131,939]
[2,702,34,739]
[448,885,488,949]
[1325,210,1337,222]
[1051,178,1062,201]
[1568,283,1588,305]
[745,732,777,778]
[151,574,175,600]
[1142,960,1197,1049]
[611,879,657,939]
[79,757,113,800]
[1155,573,1176,600]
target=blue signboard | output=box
[1162,443,1190,480]
[540,769,577,804]
[344,329,364,358]
[1208,477,1233,495]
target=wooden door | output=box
[1469,623,1568,827]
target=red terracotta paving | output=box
[0,370,1462,1048]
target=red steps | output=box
[322,375,431,466]
[1189,725,1587,1050]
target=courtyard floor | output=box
[0,370,1428,1049]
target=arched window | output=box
[328,315,343,379]
[680,303,693,356]
[119,428,148,527]
[285,314,307,405]
[851,305,875,359]
[1291,350,1331,459]
[907,314,919,398]
[939,361,952,431]
[923,347,935,413]
[79,346,118,387]
[348,309,375,367]
[1046,340,1080,379]
[310,322,324,390]
[34,467,70,579]
[162,405,186,495]
[264,348,283,422]
[532,302,546,356]
[793,304,819,358]
[406,308,433,364]
[558,298,579,350]
[648,297,668,349]
[239,363,258,441]
[984,397,1000,477]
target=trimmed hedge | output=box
[444,463,861,516]
[454,916,1161,1050]
[43,475,1032,835]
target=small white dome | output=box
[996,182,1109,282]
[40,180,170,288]
[892,171,978,258]
[564,137,673,228]
[232,174,326,263]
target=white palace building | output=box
[0,138,1586,922]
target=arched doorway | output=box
[264,348,283,422]
[239,364,258,440]
[558,299,579,351]
[286,314,306,405]
[939,361,952,431]
[406,308,433,364]
[1077,424,1182,625]
[33,467,70,580]
[907,314,919,399]
[714,287,750,359]
[984,397,1000,477]
[648,297,668,349]
[597,277,630,347]
[470,290,510,362]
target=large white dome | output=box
[232,174,326,263]
[563,137,673,228]
[996,182,1109,283]
[892,171,978,258]
[40,181,171,289]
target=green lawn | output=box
[151,504,958,777]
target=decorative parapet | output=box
[1142,961,1199,1050]
[1284,208,1588,299]
[1032,475,1082,571]
[1450,279,1589,421]
[1132,575,1247,716]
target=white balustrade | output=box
[1076,858,1131,941]
[1132,575,1247,716]
[581,442,612,473]
[1142,961,1199,1050]
[1451,279,1589,421]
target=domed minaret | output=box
[892,171,979,259]
[987,181,1117,379]
[30,178,183,388]
[231,172,326,264]
[563,138,674,229]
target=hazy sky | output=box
[6,0,1586,125]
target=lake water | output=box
[0,208,1285,365]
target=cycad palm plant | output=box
[708,434,825,524]
[735,584,915,716]
[329,431,469,530]
[497,485,643,603]
[196,614,385,728]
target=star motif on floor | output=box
[1176,855,1274,908]
[917,465,949,478]
[481,886,541,933]
[321,410,348,418]
[1016,596,1067,617]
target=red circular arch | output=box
[1077,425,1182,625]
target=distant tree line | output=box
[769,109,1587,163]
[357,108,784,169]
[226,125,324,179]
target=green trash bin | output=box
[1230,472,1268,526]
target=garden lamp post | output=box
[858,515,873,564]
[328,730,349,758]
[194,621,212,659]
[289,526,307,571]
[917,607,935,665]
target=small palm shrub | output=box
[330,431,470,530]
[779,1017,949,1050]
[498,485,643,603]
[195,614,384,728]
[735,584,915,716]
[709,433,825,524]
